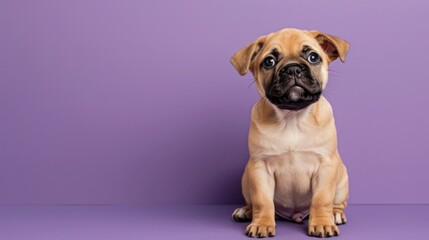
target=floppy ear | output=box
[310,31,350,63]
[230,36,266,75]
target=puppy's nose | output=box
[280,64,303,78]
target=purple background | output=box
[0,0,428,205]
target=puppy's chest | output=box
[250,121,326,158]
[251,121,325,187]
[265,150,320,180]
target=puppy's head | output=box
[231,28,349,111]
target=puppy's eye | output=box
[307,52,320,64]
[262,56,276,69]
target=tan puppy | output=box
[230,28,350,238]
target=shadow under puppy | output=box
[231,28,350,238]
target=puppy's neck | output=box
[254,97,327,127]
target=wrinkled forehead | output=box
[260,30,321,58]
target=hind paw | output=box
[232,206,252,222]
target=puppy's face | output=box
[231,28,349,111]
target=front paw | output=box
[308,216,339,238]
[245,221,275,238]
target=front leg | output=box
[308,164,339,238]
[245,159,276,238]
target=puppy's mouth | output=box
[266,86,321,110]
[265,63,322,111]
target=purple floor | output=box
[0,205,427,240]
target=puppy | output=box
[230,28,350,238]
